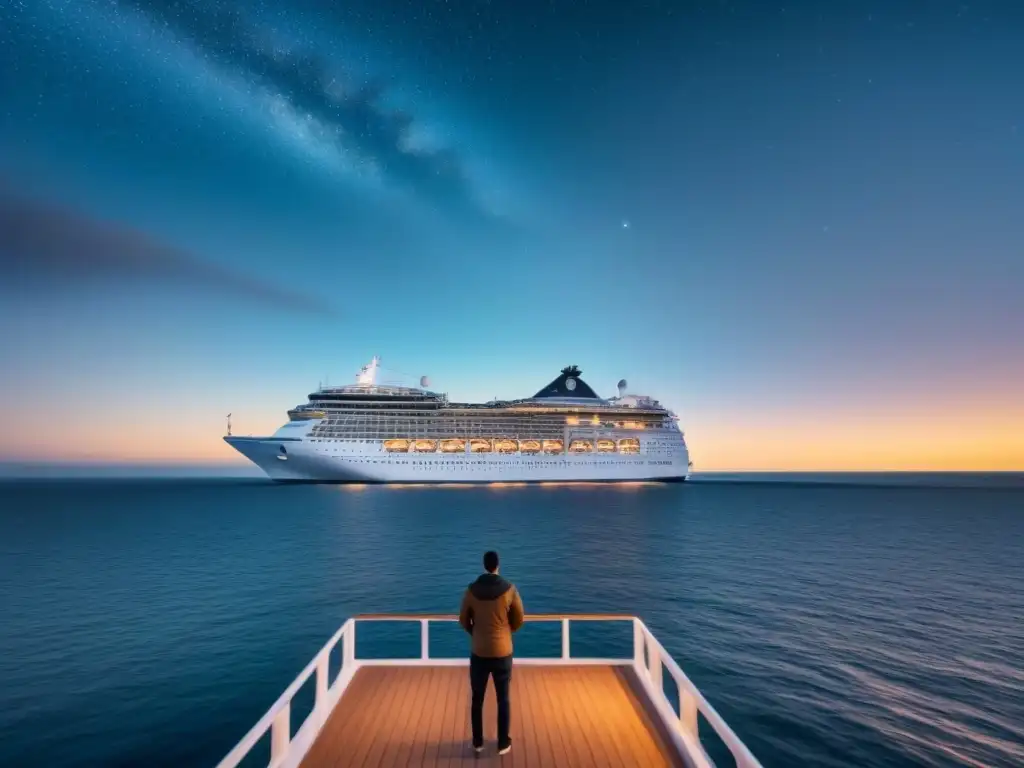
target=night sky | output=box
[1,0,1021,470]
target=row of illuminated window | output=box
[376,438,642,455]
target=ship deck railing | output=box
[216,613,762,768]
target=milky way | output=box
[81,0,484,213]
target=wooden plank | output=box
[557,666,616,767]
[440,664,466,768]
[514,664,549,768]
[531,666,578,768]
[299,665,683,768]
[418,666,451,768]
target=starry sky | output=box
[1,0,1022,471]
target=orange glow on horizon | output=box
[2,398,1022,471]
[686,408,1024,471]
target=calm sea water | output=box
[0,476,1022,767]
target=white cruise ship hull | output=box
[225,435,689,484]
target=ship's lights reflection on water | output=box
[538,481,659,489]
[335,481,663,491]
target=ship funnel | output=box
[617,379,628,397]
[420,375,431,388]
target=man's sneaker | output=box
[498,740,512,756]
[472,744,484,755]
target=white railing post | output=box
[420,619,430,660]
[680,688,699,738]
[315,653,329,710]
[632,619,644,667]
[561,618,570,659]
[270,702,290,764]
[344,622,356,667]
[647,636,663,692]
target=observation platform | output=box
[217,614,761,768]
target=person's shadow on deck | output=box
[427,740,506,763]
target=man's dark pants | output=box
[470,653,512,748]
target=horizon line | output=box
[1,460,1022,477]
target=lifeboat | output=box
[413,440,437,453]
[440,439,466,453]
[569,440,593,453]
[383,439,410,453]
[596,439,616,453]
[470,439,492,453]
[520,440,541,453]
[542,439,563,454]
[618,438,640,454]
[494,439,518,454]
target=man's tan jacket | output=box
[459,573,525,658]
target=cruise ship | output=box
[224,358,691,483]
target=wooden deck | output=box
[300,664,684,767]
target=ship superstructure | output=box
[225,358,690,483]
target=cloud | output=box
[119,0,486,215]
[0,188,337,316]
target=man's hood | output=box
[469,573,512,600]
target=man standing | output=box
[458,550,525,756]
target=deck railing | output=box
[216,613,761,768]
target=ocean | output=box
[0,475,1021,767]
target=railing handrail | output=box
[216,619,353,768]
[635,619,761,768]
[352,612,635,621]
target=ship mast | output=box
[356,356,380,386]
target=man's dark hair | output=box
[483,550,499,573]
